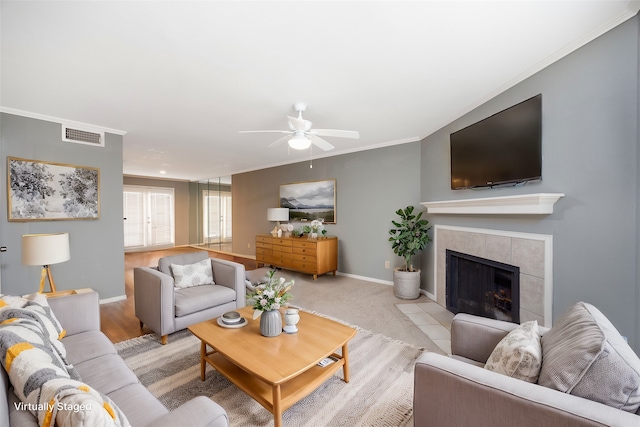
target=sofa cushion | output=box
[484,320,541,383]
[108,383,169,427]
[539,301,640,413]
[174,285,237,317]
[63,330,117,365]
[8,391,40,427]
[74,354,139,396]
[158,251,208,276]
[172,258,215,289]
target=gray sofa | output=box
[414,312,640,427]
[134,252,246,344]
[0,290,228,427]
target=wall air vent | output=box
[62,125,105,147]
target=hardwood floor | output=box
[100,246,258,343]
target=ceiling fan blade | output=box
[311,129,360,139]
[238,130,291,134]
[309,135,335,151]
[287,115,312,132]
[268,135,291,148]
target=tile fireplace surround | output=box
[433,225,553,326]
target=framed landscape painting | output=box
[7,157,100,221]
[279,179,336,223]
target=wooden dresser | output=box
[255,234,338,279]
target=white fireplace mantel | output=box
[421,193,565,215]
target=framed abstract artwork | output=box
[7,156,100,221]
[279,179,336,224]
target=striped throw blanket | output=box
[0,294,129,427]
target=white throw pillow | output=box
[484,320,542,383]
[171,258,214,289]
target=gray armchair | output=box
[134,251,246,344]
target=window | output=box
[203,190,232,244]
[123,186,175,249]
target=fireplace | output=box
[433,225,552,326]
[446,250,520,323]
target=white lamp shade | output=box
[22,233,70,266]
[267,208,289,222]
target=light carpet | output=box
[116,314,423,427]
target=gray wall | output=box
[420,16,639,350]
[0,113,125,300]
[232,142,422,281]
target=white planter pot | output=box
[393,268,421,300]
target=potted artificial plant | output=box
[388,205,432,299]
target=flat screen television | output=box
[450,94,542,190]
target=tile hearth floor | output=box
[396,301,455,355]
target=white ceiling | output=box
[2,1,638,181]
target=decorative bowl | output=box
[221,311,242,324]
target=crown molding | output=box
[0,106,127,136]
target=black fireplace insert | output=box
[446,250,520,323]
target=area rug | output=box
[116,313,423,426]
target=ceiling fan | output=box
[239,103,359,151]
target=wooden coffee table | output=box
[188,306,356,427]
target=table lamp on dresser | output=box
[267,208,289,236]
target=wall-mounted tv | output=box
[450,94,542,190]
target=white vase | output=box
[284,308,300,333]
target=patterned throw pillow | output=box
[484,320,542,383]
[171,258,214,289]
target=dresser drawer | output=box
[272,255,294,268]
[256,253,272,264]
[256,235,272,244]
[291,240,317,249]
[272,244,292,254]
[291,253,316,263]
[292,246,317,256]
[272,238,292,247]
[256,242,272,250]
[293,259,317,273]
[256,247,272,256]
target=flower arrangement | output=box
[249,269,294,319]
[279,223,294,237]
[310,219,325,235]
[292,219,328,238]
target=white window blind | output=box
[124,185,175,249]
[123,191,144,247]
[203,191,232,244]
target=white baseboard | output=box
[336,271,393,286]
[423,289,435,301]
[100,295,127,304]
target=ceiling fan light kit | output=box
[288,134,312,150]
[239,103,359,152]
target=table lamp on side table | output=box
[22,233,70,294]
